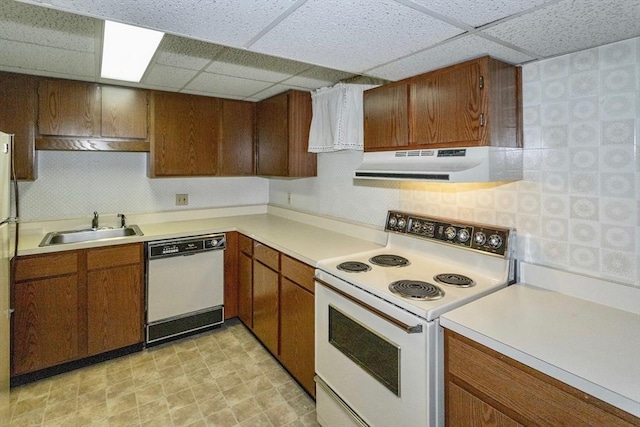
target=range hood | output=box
[354,146,523,183]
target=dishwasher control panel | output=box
[147,233,226,259]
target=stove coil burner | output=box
[337,261,372,273]
[388,280,444,301]
[433,273,476,288]
[369,254,410,267]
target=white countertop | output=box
[17,205,386,266]
[440,282,640,417]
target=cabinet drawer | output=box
[253,242,279,270]
[87,243,142,270]
[239,234,253,255]
[281,255,314,293]
[14,252,78,281]
[446,331,636,426]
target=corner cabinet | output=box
[364,56,522,151]
[11,244,144,378]
[444,330,640,426]
[36,79,150,152]
[256,90,316,177]
[236,235,316,397]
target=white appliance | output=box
[0,131,17,425]
[314,211,516,427]
[354,146,523,182]
[145,234,226,345]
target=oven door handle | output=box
[315,277,423,334]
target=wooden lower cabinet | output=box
[252,260,279,355]
[12,275,80,375]
[280,277,315,395]
[11,244,144,377]
[236,235,316,397]
[86,244,143,356]
[444,330,639,426]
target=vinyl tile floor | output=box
[8,319,318,426]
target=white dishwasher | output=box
[146,233,225,345]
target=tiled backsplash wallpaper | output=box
[273,37,639,286]
[19,151,269,223]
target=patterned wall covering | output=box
[272,37,639,286]
[18,151,269,222]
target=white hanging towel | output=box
[308,83,377,153]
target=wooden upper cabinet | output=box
[150,90,220,177]
[219,99,255,176]
[411,60,483,146]
[36,78,150,151]
[364,56,521,151]
[0,72,38,180]
[256,90,316,177]
[363,83,410,150]
[38,78,101,137]
[101,86,148,140]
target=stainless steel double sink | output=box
[39,225,144,246]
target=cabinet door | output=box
[0,72,37,180]
[101,86,148,139]
[256,92,288,176]
[252,260,279,355]
[38,79,101,137]
[151,91,220,176]
[238,251,253,328]
[219,99,255,176]
[86,244,143,356]
[447,381,522,427]
[86,265,143,355]
[280,277,315,397]
[363,83,410,151]
[12,276,80,375]
[411,60,483,147]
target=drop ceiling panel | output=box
[22,0,299,47]
[184,72,274,98]
[248,84,308,101]
[282,67,356,90]
[1,0,96,51]
[250,0,464,73]
[368,34,536,80]
[0,39,95,79]
[408,0,556,28]
[483,0,640,57]
[153,35,226,70]
[142,64,199,91]
[206,49,311,83]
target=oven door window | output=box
[328,305,400,396]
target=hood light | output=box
[101,20,164,82]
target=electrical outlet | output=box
[287,192,292,205]
[175,194,188,206]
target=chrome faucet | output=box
[117,213,126,228]
[92,211,99,230]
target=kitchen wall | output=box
[19,151,269,223]
[271,36,640,287]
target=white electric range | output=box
[314,210,516,427]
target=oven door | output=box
[315,271,440,427]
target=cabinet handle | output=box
[315,277,423,334]
[480,113,485,127]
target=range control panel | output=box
[385,211,512,257]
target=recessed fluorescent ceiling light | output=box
[101,20,164,82]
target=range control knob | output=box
[397,218,406,228]
[488,234,503,249]
[388,217,397,227]
[457,228,470,242]
[444,226,457,240]
[474,232,487,246]
[210,239,218,247]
